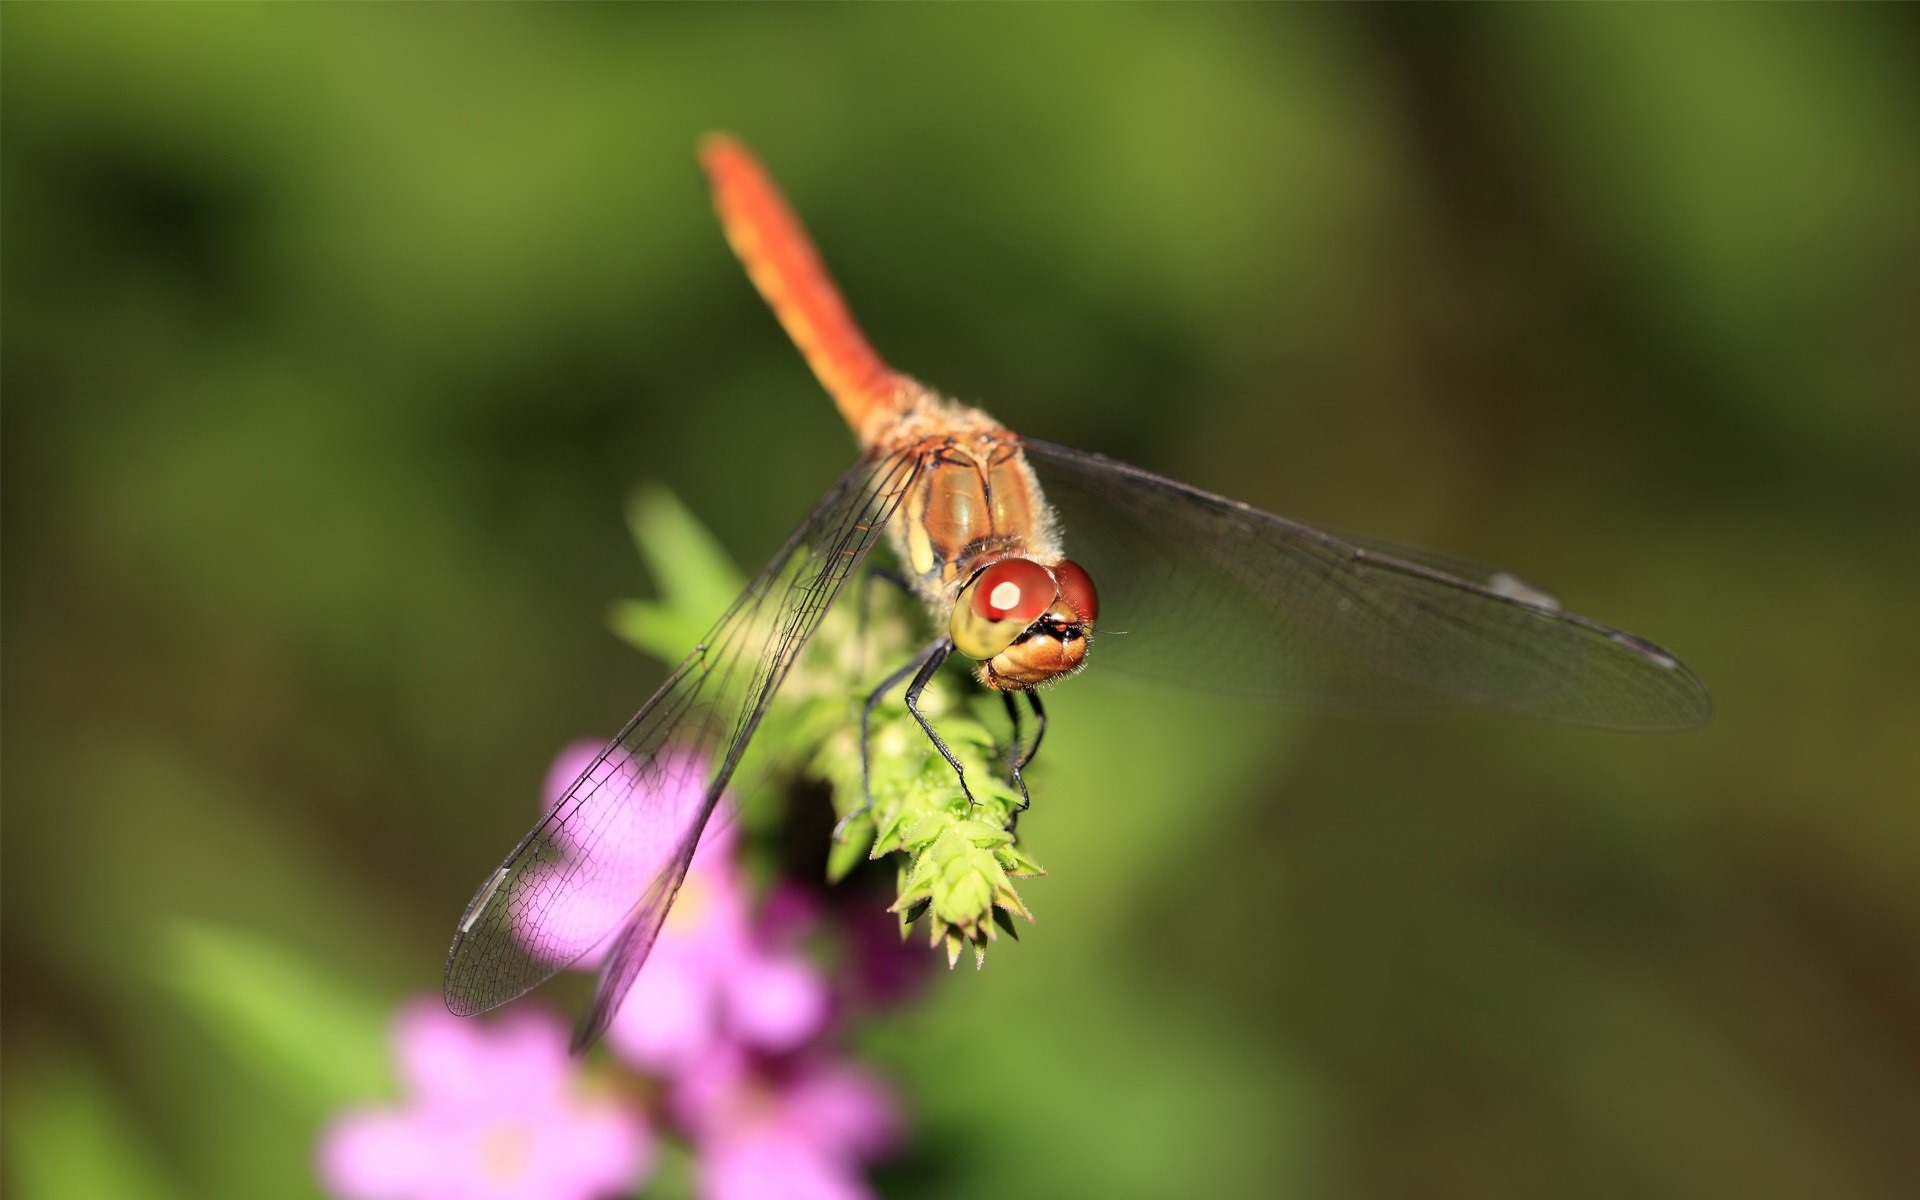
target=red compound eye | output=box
[971,558,1056,624]
[1053,558,1098,623]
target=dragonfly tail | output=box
[700,133,909,446]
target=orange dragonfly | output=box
[445,135,1710,1049]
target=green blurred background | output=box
[5,5,1918,1198]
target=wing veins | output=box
[444,450,923,1036]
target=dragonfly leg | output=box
[853,566,914,677]
[901,638,976,806]
[1006,687,1052,810]
[1001,689,1024,762]
[1021,689,1046,769]
[865,564,914,595]
[835,637,946,844]
[1000,691,1031,811]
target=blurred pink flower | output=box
[602,816,830,1071]
[512,743,713,971]
[523,742,830,1073]
[674,1044,901,1200]
[318,1001,650,1200]
[834,889,935,1010]
[762,881,934,1013]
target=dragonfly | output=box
[445,134,1711,1051]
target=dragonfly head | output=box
[951,556,1099,690]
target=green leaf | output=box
[160,919,393,1107]
[608,598,701,666]
[614,486,745,662]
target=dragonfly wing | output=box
[443,449,923,1048]
[1021,439,1709,731]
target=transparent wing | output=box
[1022,439,1709,730]
[444,449,922,1049]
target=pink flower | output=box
[513,744,712,971]
[521,742,830,1072]
[603,817,831,1072]
[318,1001,650,1200]
[833,888,935,1010]
[673,1044,901,1200]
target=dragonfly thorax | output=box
[878,393,1065,607]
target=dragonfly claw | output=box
[831,803,870,846]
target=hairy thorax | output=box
[868,384,1064,617]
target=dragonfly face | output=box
[443,133,1711,1053]
[952,555,1099,690]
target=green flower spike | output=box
[616,487,1043,969]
